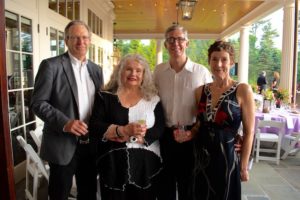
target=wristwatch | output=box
[130,136,137,143]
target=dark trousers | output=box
[48,143,97,200]
[100,182,157,200]
[157,127,194,200]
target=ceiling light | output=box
[177,0,198,20]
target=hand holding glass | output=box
[174,124,186,142]
[137,115,147,137]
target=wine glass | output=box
[137,113,147,125]
[175,123,186,141]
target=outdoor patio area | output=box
[242,153,300,200]
[15,152,300,200]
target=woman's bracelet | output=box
[115,126,123,138]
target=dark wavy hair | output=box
[208,40,235,63]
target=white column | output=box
[156,39,163,65]
[238,26,249,83]
[281,2,295,93]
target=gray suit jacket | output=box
[30,52,103,165]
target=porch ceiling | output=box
[111,0,285,39]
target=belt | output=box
[79,138,89,145]
[167,125,194,130]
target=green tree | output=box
[114,39,157,70]
[114,20,282,86]
[257,21,280,84]
[187,39,214,67]
[143,40,157,71]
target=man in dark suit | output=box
[31,20,103,200]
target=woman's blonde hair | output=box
[273,71,280,79]
[103,54,157,100]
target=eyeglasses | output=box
[166,37,187,44]
[67,35,90,41]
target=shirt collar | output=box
[184,58,194,72]
[162,57,193,72]
[68,51,88,68]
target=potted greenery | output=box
[274,88,290,108]
[262,89,274,113]
[251,84,258,93]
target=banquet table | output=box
[255,109,300,135]
[255,108,300,158]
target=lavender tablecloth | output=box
[255,109,300,135]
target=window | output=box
[89,44,95,62]
[98,47,103,66]
[88,9,103,37]
[50,27,65,57]
[48,0,80,20]
[5,11,36,166]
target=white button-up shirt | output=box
[154,58,212,127]
[69,52,95,123]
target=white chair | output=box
[29,126,43,154]
[16,135,49,200]
[255,120,285,165]
[28,127,78,200]
[17,135,77,200]
[281,132,300,159]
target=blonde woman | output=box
[271,71,280,91]
[89,54,165,200]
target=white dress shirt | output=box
[154,58,212,127]
[69,53,95,123]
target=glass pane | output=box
[59,0,66,17]
[96,17,99,35]
[22,54,33,88]
[100,48,103,65]
[99,19,103,37]
[58,31,65,54]
[21,17,32,53]
[24,90,35,123]
[25,123,38,152]
[6,52,21,89]
[50,27,58,56]
[75,0,80,20]
[67,0,73,20]
[5,11,20,51]
[88,9,92,29]
[11,128,25,166]
[98,47,101,65]
[89,44,95,62]
[8,91,23,129]
[49,0,58,12]
[92,13,96,33]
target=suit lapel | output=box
[87,62,101,91]
[61,53,79,108]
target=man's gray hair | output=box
[164,24,188,40]
[64,20,92,39]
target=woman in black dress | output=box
[89,54,165,200]
[191,41,255,200]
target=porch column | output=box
[238,26,249,83]
[281,2,295,92]
[156,39,163,65]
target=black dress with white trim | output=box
[89,91,165,192]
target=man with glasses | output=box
[31,20,103,200]
[153,24,212,200]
